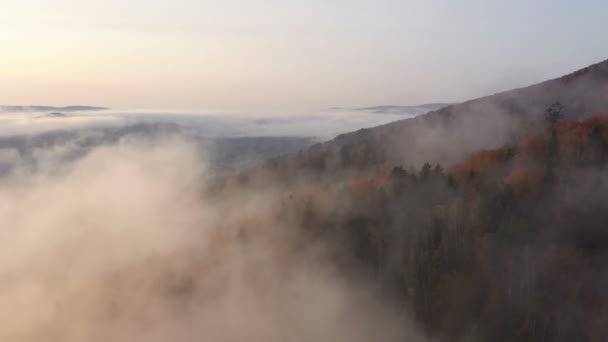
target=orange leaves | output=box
[450,113,608,187]
[451,147,514,181]
[517,131,548,161]
[503,166,545,196]
[349,173,378,194]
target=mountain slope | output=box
[216,60,608,341]
[260,114,608,341]
[220,112,608,341]
[289,59,608,172]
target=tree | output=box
[433,164,444,176]
[544,102,564,190]
[545,101,564,125]
[420,162,432,180]
[589,124,606,168]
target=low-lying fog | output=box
[0,105,438,340]
[0,131,427,341]
[0,106,440,175]
[0,107,431,139]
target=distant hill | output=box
[206,136,318,174]
[0,122,316,176]
[35,112,70,119]
[355,103,451,115]
[0,105,109,113]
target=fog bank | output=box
[0,138,425,341]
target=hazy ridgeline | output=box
[0,137,426,342]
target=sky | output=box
[1,0,607,111]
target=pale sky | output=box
[1,0,607,111]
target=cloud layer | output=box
[0,137,425,341]
[0,108,424,139]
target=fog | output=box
[0,106,431,175]
[0,107,426,139]
[0,137,426,341]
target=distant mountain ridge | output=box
[0,105,109,112]
[0,121,316,176]
[329,103,451,115]
[355,103,451,115]
[35,112,71,119]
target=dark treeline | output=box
[224,113,608,341]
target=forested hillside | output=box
[207,59,608,341]
[217,109,608,341]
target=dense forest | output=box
[217,111,608,341]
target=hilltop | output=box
[275,59,608,175]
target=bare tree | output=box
[544,102,564,190]
[545,101,564,125]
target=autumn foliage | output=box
[216,113,608,342]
